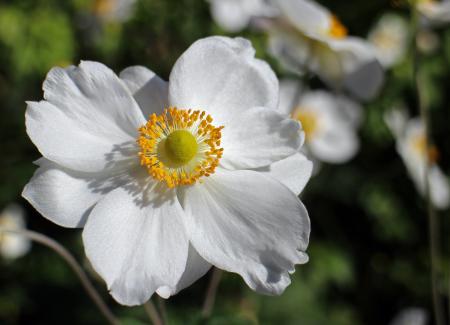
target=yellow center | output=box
[137,107,224,188]
[164,130,198,165]
[372,31,397,50]
[411,134,439,163]
[328,15,348,39]
[293,109,319,142]
[93,0,115,15]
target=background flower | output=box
[279,79,362,165]
[208,0,277,32]
[385,109,450,209]
[418,0,450,27]
[268,0,384,100]
[368,13,409,68]
[0,204,30,260]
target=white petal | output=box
[174,244,212,293]
[384,107,409,139]
[429,166,450,210]
[272,0,330,37]
[296,91,361,163]
[178,168,310,295]
[327,38,384,100]
[168,36,278,125]
[390,307,428,325]
[119,66,168,118]
[220,106,303,169]
[209,0,252,32]
[335,95,363,127]
[22,159,136,228]
[419,1,450,26]
[342,59,385,100]
[83,186,189,306]
[255,153,313,196]
[368,14,409,68]
[309,125,359,163]
[278,79,303,116]
[26,61,146,172]
[267,29,310,75]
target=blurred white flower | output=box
[208,0,277,32]
[0,204,31,259]
[268,0,384,100]
[23,36,312,306]
[279,79,362,164]
[92,0,136,23]
[417,28,440,54]
[368,13,409,68]
[385,109,450,209]
[390,307,428,325]
[418,0,450,27]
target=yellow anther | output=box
[328,15,347,39]
[137,107,223,188]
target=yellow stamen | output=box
[328,15,348,39]
[137,107,224,188]
[411,134,439,163]
[293,109,319,142]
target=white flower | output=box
[390,307,428,325]
[268,0,384,100]
[92,0,136,23]
[208,0,277,32]
[0,204,31,259]
[418,0,450,27]
[368,13,409,68]
[279,79,362,164]
[417,28,440,54]
[22,36,312,306]
[385,109,450,209]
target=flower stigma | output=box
[137,107,224,188]
[328,15,348,39]
[293,108,319,142]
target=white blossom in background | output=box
[389,307,428,325]
[22,36,313,306]
[268,0,384,100]
[279,79,362,165]
[417,28,440,54]
[385,108,450,209]
[92,0,137,23]
[417,0,450,27]
[368,13,409,68]
[208,0,277,32]
[0,204,31,259]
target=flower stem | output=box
[411,4,445,325]
[157,296,168,324]
[143,300,164,325]
[0,229,120,325]
[201,267,223,318]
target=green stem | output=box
[201,267,223,318]
[0,229,120,325]
[143,300,164,325]
[411,4,445,325]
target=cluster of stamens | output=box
[328,15,348,39]
[412,134,440,163]
[137,107,224,188]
